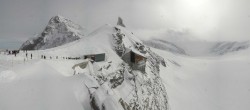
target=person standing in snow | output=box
[31,54,32,59]
[26,53,28,58]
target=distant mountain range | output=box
[143,37,250,56]
[20,15,250,56]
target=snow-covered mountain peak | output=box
[20,15,84,50]
[48,15,83,32]
[49,15,66,22]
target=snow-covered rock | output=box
[20,15,84,50]
[19,21,169,109]
[143,39,186,55]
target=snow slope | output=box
[153,47,250,110]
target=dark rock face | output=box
[20,15,84,50]
[117,17,126,27]
[20,37,44,50]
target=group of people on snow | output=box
[1,49,82,61]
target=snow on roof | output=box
[131,48,147,57]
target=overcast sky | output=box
[0,0,250,49]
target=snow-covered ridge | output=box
[20,15,84,50]
[210,41,250,55]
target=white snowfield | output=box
[157,47,250,110]
[1,23,250,110]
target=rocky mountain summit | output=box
[20,15,84,50]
